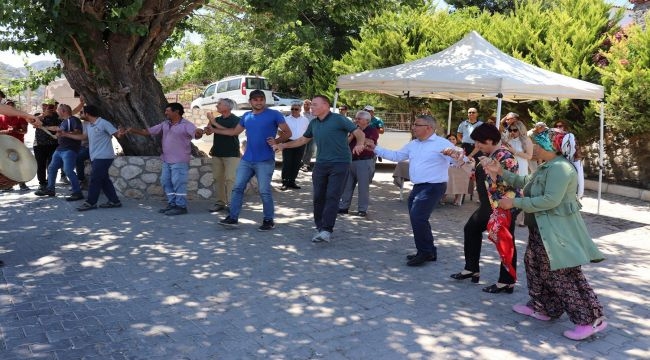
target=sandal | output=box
[99,201,122,208]
[482,283,514,294]
[563,318,607,340]
[512,304,551,321]
[77,202,97,211]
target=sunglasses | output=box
[508,128,519,132]
[468,111,477,114]
[291,108,300,111]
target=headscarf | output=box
[532,128,577,162]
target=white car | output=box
[190,75,273,110]
[272,93,302,106]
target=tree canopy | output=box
[0,0,206,155]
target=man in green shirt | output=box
[204,98,240,213]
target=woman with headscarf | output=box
[482,127,606,341]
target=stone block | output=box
[188,167,200,180]
[142,173,159,184]
[190,158,202,167]
[147,184,164,196]
[108,165,120,177]
[641,190,650,202]
[197,188,212,199]
[127,178,147,190]
[145,158,162,172]
[126,157,144,166]
[187,180,198,191]
[200,173,214,187]
[112,157,128,167]
[124,188,144,199]
[120,165,143,180]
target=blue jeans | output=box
[161,162,189,208]
[86,159,120,205]
[408,182,447,256]
[229,159,275,221]
[47,149,80,193]
[312,162,349,232]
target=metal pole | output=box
[598,101,604,215]
[447,100,453,135]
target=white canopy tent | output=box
[335,31,605,212]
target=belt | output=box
[352,156,373,161]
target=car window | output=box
[216,81,228,93]
[246,77,272,91]
[227,79,240,91]
[204,84,216,97]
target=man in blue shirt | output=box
[275,95,365,243]
[368,115,458,266]
[212,89,292,231]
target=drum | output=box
[0,134,37,189]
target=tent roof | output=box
[336,31,604,102]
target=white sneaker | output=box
[311,230,331,243]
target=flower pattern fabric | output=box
[485,146,521,280]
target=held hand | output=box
[206,111,213,119]
[272,143,283,152]
[363,139,376,151]
[203,126,213,135]
[441,147,464,160]
[479,156,503,178]
[352,144,365,155]
[498,198,514,210]
[266,137,276,146]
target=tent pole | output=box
[495,93,503,123]
[333,89,340,112]
[447,100,453,135]
[598,101,604,215]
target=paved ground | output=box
[1,167,649,360]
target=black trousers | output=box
[33,144,58,186]
[281,144,305,185]
[463,205,518,284]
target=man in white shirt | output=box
[367,115,457,266]
[281,102,310,190]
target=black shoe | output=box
[482,284,514,294]
[218,216,239,228]
[338,208,349,214]
[286,183,301,189]
[450,271,480,283]
[66,192,84,201]
[35,189,56,197]
[406,253,437,261]
[165,207,188,216]
[356,211,367,217]
[258,219,275,232]
[76,202,97,211]
[406,253,436,266]
[19,184,29,191]
[159,204,176,213]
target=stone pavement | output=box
[1,168,649,360]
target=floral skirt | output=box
[524,226,604,325]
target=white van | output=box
[190,75,273,110]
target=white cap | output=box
[363,105,374,111]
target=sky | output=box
[0,0,634,69]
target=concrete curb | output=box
[585,179,650,202]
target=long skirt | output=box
[525,226,604,325]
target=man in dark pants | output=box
[275,95,365,243]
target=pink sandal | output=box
[512,304,551,321]
[563,319,608,340]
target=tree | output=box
[446,0,516,14]
[0,1,206,155]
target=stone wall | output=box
[582,131,650,190]
[109,156,215,200]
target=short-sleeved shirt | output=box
[457,119,483,144]
[304,112,358,163]
[87,117,118,160]
[210,113,240,158]
[148,118,197,164]
[284,114,310,140]
[239,108,286,162]
[0,115,28,142]
[57,116,83,152]
[34,114,61,146]
[370,116,384,130]
[351,126,379,160]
